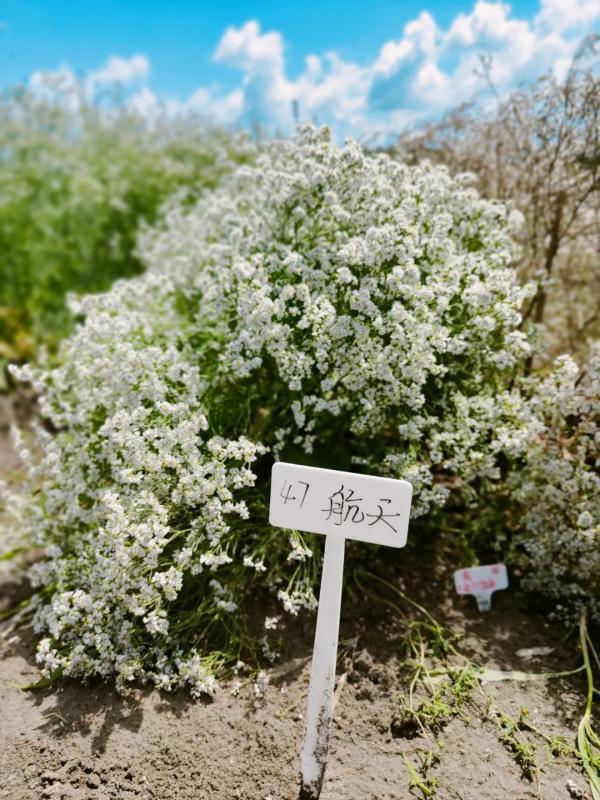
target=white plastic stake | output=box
[269,462,413,799]
[300,532,345,799]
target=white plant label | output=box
[454,563,508,612]
[269,462,412,800]
[269,462,412,547]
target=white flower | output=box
[153,567,183,602]
[243,555,267,572]
[253,669,270,699]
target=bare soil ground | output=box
[0,394,595,800]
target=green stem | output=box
[577,615,600,800]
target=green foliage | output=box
[0,86,252,365]
[403,751,440,798]
[578,616,600,799]
[496,709,537,780]
[388,586,598,797]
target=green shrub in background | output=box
[0,85,253,375]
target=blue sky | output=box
[1,0,540,93]
[1,0,598,138]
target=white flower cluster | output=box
[11,127,596,691]
[11,274,267,695]
[509,349,600,624]
[139,125,532,516]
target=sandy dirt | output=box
[0,395,595,800]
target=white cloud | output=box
[25,0,600,139]
[446,1,534,50]
[536,0,600,32]
[29,64,81,111]
[213,20,289,127]
[86,54,150,94]
[212,20,371,133]
[29,54,151,110]
[369,12,446,113]
[374,12,438,79]
[214,20,284,75]
[127,84,244,125]
[366,0,598,126]
[184,87,244,124]
[128,86,159,116]
[207,2,598,138]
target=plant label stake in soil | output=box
[269,462,413,800]
[454,564,508,611]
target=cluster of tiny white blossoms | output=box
[508,348,600,624]
[11,274,270,695]
[139,125,532,516]
[10,126,597,692]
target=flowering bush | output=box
[508,351,600,624]
[140,126,532,516]
[8,127,597,692]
